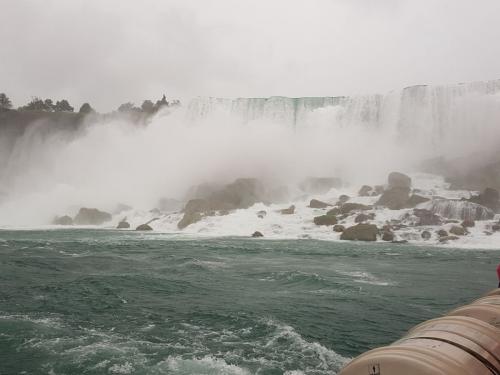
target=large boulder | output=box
[299,177,342,194]
[421,230,431,240]
[333,224,345,232]
[52,215,73,225]
[136,223,153,231]
[340,203,371,215]
[208,178,266,211]
[376,187,411,210]
[73,208,112,225]
[178,211,203,229]
[309,199,330,209]
[280,205,295,215]
[313,215,337,226]
[381,231,394,241]
[337,195,350,205]
[340,223,378,241]
[326,207,341,216]
[388,172,411,189]
[449,225,466,236]
[354,213,372,223]
[117,220,130,229]
[252,231,264,238]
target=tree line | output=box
[0,93,180,115]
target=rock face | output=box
[333,224,345,232]
[299,177,342,194]
[388,172,412,189]
[73,208,112,225]
[340,223,378,241]
[313,215,337,226]
[136,223,153,231]
[178,210,203,229]
[309,199,330,208]
[280,205,295,215]
[117,221,130,229]
[449,225,466,236]
[424,199,494,221]
[469,188,500,212]
[413,209,442,226]
[53,215,73,225]
[340,203,371,215]
[252,231,264,238]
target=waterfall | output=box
[424,199,494,221]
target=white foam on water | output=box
[159,355,251,375]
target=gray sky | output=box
[1,0,500,111]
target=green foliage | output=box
[79,103,95,114]
[54,99,74,112]
[0,93,12,109]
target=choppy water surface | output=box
[0,230,498,374]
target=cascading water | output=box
[424,199,494,221]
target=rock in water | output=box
[376,187,410,210]
[340,203,371,214]
[52,215,73,225]
[73,208,112,225]
[439,235,459,243]
[333,224,345,232]
[358,185,373,196]
[251,231,264,238]
[178,211,202,229]
[280,205,295,215]
[117,221,130,229]
[257,210,267,219]
[354,213,372,223]
[313,215,337,226]
[469,187,500,212]
[309,199,330,208]
[436,229,448,237]
[388,172,411,189]
[337,195,350,205]
[421,230,431,240]
[299,177,342,194]
[340,223,378,241]
[381,231,394,241]
[461,219,475,228]
[136,223,153,231]
[449,225,466,236]
[326,207,340,216]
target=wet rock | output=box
[326,207,340,216]
[382,231,394,241]
[309,199,330,209]
[136,223,153,231]
[178,211,202,229]
[413,209,442,226]
[358,185,373,197]
[376,187,410,210]
[280,205,295,215]
[374,185,384,195]
[337,195,350,205]
[388,172,412,189]
[340,223,378,241]
[313,215,338,226]
[208,178,266,210]
[252,231,264,238]
[449,225,466,236]
[436,229,448,237]
[461,219,475,228]
[421,230,432,240]
[340,203,371,215]
[392,240,408,244]
[484,231,493,236]
[117,220,130,229]
[74,208,112,225]
[333,224,345,232]
[492,224,500,232]
[299,177,342,194]
[439,235,459,243]
[52,215,73,225]
[354,213,372,223]
[257,210,267,219]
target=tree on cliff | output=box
[118,102,136,112]
[141,100,155,113]
[79,103,95,114]
[0,93,12,109]
[54,99,74,112]
[20,97,54,111]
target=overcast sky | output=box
[1,0,500,111]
